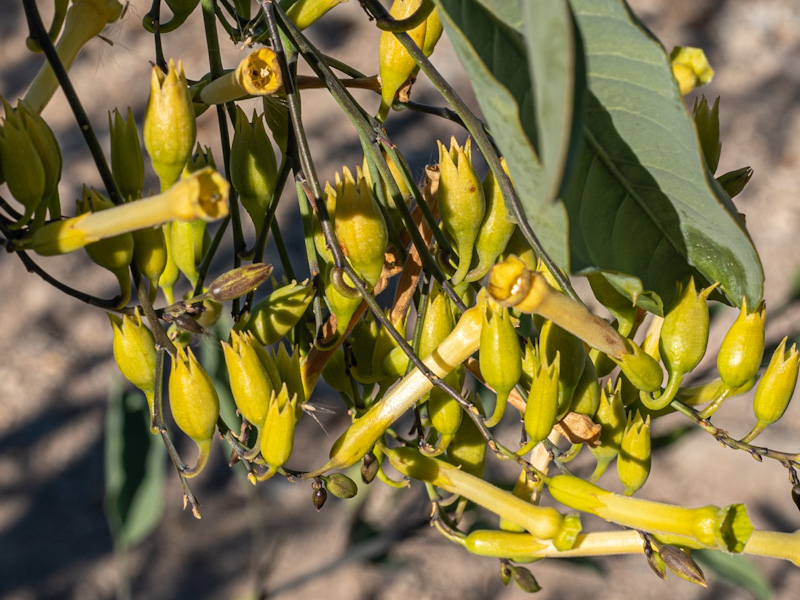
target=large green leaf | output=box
[105,384,165,548]
[434,0,569,267]
[565,0,763,312]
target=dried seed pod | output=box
[361,451,379,484]
[660,545,706,587]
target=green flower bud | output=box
[589,380,626,482]
[418,281,455,361]
[286,0,347,30]
[273,344,306,408]
[321,347,353,394]
[246,280,315,346]
[670,46,714,96]
[323,265,362,340]
[109,308,158,432]
[521,347,560,452]
[17,100,62,214]
[479,300,521,427]
[362,151,409,236]
[445,396,487,478]
[693,95,721,174]
[539,319,586,419]
[716,166,753,198]
[230,107,278,234]
[169,219,206,289]
[78,187,133,306]
[741,337,799,443]
[511,565,541,594]
[334,166,388,288]
[158,224,180,304]
[642,278,714,410]
[617,410,651,496]
[717,298,766,391]
[25,0,124,113]
[612,340,664,393]
[586,273,638,338]
[570,352,600,418]
[503,228,537,271]
[144,59,197,190]
[437,136,485,285]
[222,330,274,427]
[377,0,434,121]
[169,345,220,477]
[259,384,299,479]
[322,473,358,499]
[108,107,144,201]
[426,371,463,455]
[465,158,516,282]
[0,101,46,227]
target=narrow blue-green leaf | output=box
[434,0,568,267]
[523,0,584,202]
[693,550,771,600]
[104,384,165,548]
[565,0,763,311]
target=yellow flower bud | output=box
[222,331,275,427]
[521,347,560,452]
[479,300,521,427]
[718,298,766,391]
[169,346,220,477]
[741,338,800,443]
[540,319,587,419]
[377,0,431,121]
[24,0,124,113]
[144,59,197,190]
[589,380,627,482]
[437,137,485,285]
[259,384,299,479]
[109,308,158,431]
[617,410,651,496]
[334,166,388,288]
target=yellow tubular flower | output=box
[25,0,124,113]
[198,49,283,105]
[18,168,228,256]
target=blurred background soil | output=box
[1,0,800,598]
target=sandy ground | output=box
[1,0,800,599]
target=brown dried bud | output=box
[361,451,379,484]
[511,565,541,593]
[312,487,328,511]
[660,546,706,587]
[206,263,273,302]
[792,484,800,513]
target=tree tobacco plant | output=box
[3,0,800,594]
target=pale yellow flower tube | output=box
[198,49,283,105]
[25,0,124,113]
[18,168,229,256]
